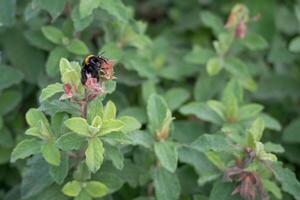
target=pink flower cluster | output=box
[101,60,116,80]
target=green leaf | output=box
[40,99,81,116]
[184,46,215,64]
[0,65,23,90]
[26,108,49,127]
[222,79,243,103]
[0,90,22,115]
[262,179,282,199]
[272,162,300,200]
[38,120,52,138]
[142,80,157,103]
[52,114,67,136]
[40,83,64,102]
[24,2,41,21]
[191,134,230,152]
[21,156,54,199]
[98,0,132,22]
[34,0,67,19]
[42,26,64,44]
[0,127,13,148]
[194,75,223,102]
[165,88,190,111]
[66,39,89,55]
[153,167,180,200]
[71,5,94,32]
[87,97,103,123]
[283,117,300,143]
[51,113,68,136]
[79,0,100,18]
[46,47,69,77]
[50,154,69,184]
[62,68,81,86]
[1,27,44,83]
[126,130,155,149]
[104,143,124,169]
[59,57,72,76]
[56,133,86,152]
[214,33,233,55]
[205,151,225,170]
[180,102,223,125]
[289,36,300,52]
[207,100,226,121]
[264,142,284,153]
[73,161,91,181]
[25,127,42,138]
[248,117,265,142]
[91,115,102,129]
[119,116,141,133]
[100,119,124,135]
[154,141,178,173]
[85,181,108,198]
[11,139,41,162]
[260,113,281,131]
[65,117,90,136]
[94,172,124,193]
[41,140,61,166]
[101,42,123,61]
[200,11,223,35]
[0,0,15,26]
[62,181,82,197]
[209,180,243,200]
[206,57,223,76]
[75,190,91,200]
[103,80,117,94]
[119,106,147,124]
[85,137,104,173]
[238,104,263,121]
[224,58,257,92]
[34,185,69,200]
[255,141,277,162]
[103,101,117,120]
[147,94,168,133]
[241,33,268,50]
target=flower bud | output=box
[101,60,116,80]
[235,20,247,39]
[64,83,73,98]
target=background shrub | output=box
[0,0,300,200]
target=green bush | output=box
[0,0,300,200]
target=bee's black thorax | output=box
[81,55,108,85]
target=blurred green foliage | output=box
[0,0,300,200]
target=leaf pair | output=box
[247,118,277,162]
[62,180,108,199]
[64,100,140,173]
[11,109,61,166]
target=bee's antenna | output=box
[98,51,108,64]
[98,51,105,56]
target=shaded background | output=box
[0,0,300,199]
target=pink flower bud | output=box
[101,60,115,80]
[235,20,247,39]
[85,76,98,88]
[85,75,104,99]
[64,84,73,98]
[225,13,236,28]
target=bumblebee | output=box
[81,54,108,85]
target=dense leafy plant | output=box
[0,0,300,200]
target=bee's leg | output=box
[96,74,100,82]
[90,69,100,82]
[81,68,88,85]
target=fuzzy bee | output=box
[81,54,108,85]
